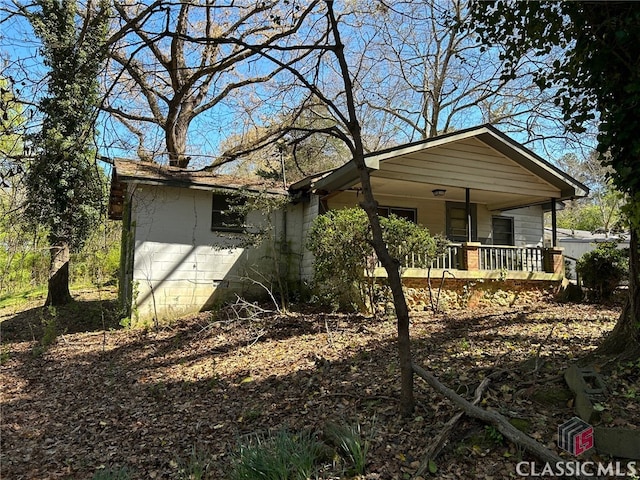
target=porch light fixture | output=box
[432,188,446,197]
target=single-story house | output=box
[109,124,588,324]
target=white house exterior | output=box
[109,125,588,323]
[290,125,588,282]
[109,160,294,324]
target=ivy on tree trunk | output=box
[24,0,109,306]
[598,228,640,356]
[470,1,640,357]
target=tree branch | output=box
[412,363,597,480]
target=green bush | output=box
[306,208,371,311]
[0,210,121,296]
[576,242,628,301]
[0,230,49,295]
[71,220,121,286]
[306,207,446,311]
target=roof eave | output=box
[476,128,590,199]
[307,156,379,192]
[114,170,287,196]
[306,124,589,200]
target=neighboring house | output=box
[109,124,588,323]
[544,227,629,278]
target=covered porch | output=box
[295,125,588,282]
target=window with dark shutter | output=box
[446,202,477,242]
[377,206,417,223]
[492,216,515,246]
[211,194,245,232]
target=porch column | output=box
[461,242,481,271]
[544,246,565,276]
[466,187,472,242]
[551,197,557,247]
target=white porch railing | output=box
[431,243,461,269]
[478,245,544,272]
[398,243,461,270]
[377,244,549,273]
[375,244,461,270]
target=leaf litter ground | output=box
[1,290,635,479]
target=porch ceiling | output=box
[366,176,551,211]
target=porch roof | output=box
[291,125,588,211]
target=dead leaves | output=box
[0,297,632,479]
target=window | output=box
[377,206,417,223]
[492,216,515,246]
[211,194,245,232]
[446,202,477,242]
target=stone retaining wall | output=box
[400,278,560,311]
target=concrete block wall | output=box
[300,195,319,282]
[130,184,276,324]
[281,202,307,285]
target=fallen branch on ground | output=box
[412,363,599,480]
[244,268,288,314]
[198,295,273,343]
[414,376,491,477]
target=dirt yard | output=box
[1,291,635,479]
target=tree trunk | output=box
[46,241,72,306]
[325,2,415,415]
[597,227,640,357]
[166,125,189,167]
[165,100,193,168]
[356,176,414,416]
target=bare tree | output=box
[319,0,415,415]
[218,104,350,183]
[183,0,416,414]
[353,0,584,153]
[102,0,320,167]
